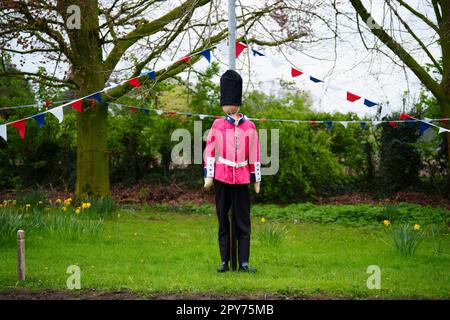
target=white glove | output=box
[204,178,214,191]
[254,182,261,194]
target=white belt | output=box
[218,157,248,168]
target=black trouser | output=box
[214,179,251,266]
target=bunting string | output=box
[1,41,450,142]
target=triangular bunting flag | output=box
[147,71,156,80]
[347,91,361,102]
[32,113,46,128]
[70,100,82,112]
[199,49,211,63]
[310,76,323,83]
[127,77,141,88]
[438,127,450,134]
[364,99,377,107]
[360,122,366,129]
[400,113,413,120]
[388,121,397,128]
[130,106,136,113]
[325,121,333,130]
[291,68,303,78]
[156,110,163,116]
[87,92,102,104]
[217,41,228,55]
[144,109,150,115]
[199,114,208,120]
[423,117,432,123]
[252,49,264,57]
[48,106,64,123]
[340,121,349,128]
[236,42,247,58]
[178,56,191,63]
[0,125,7,141]
[419,122,432,134]
[309,120,317,126]
[10,119,26,140]
[372,120,382,126]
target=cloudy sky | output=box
[10,0,439,119]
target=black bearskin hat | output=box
[220,70,242,106]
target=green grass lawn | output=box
[0,205,449,299]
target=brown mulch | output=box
[0,289,355,300]
[316,191,450,210]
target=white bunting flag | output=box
[199,114,208,120]
[438,127,450,134]
[156,109,163,115]
[372,121,382,126]
[48,106,64,123]
[217,40,228,56]
[0,125,7,141]
[423,117,433,123]
[327,84,342,93]
[340,121,349,128]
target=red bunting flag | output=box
[69,100,82,113]
[165,111,178,116]
[291,68,303,78]
[44,101,53,109]
[130,106,136,113]
[347,92,361,102]
[214,115,222,119]
[388,121,397,128]
[178,56,191,63]
[236,42,247,58]
[400,113,413,120]
[259,118,268,122]
[10,119,26,140]
[309,120,317,126]
[127,77,141,88]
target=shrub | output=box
[257,221,288,246]
[382,221,425,256]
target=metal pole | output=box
[228,0,236,71]
[228,0,238,272]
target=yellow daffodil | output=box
[81,202,92,209]
[261,217,267,223]
[25,204,31,209]
[55,199,62,204]
[62,207,68,212]
[38,201,43,205]
[75,207,81,214]
[383,220,391,226]
[64,198,72,206]
[414,224,420,231]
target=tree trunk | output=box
[441,0,450,177]
[63,0,110,198]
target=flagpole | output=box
[228,0,236,71]
[228,0,238,272]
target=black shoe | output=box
[217,262,229,273]
[239,265,257,273]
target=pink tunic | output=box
[204,114,261,185]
